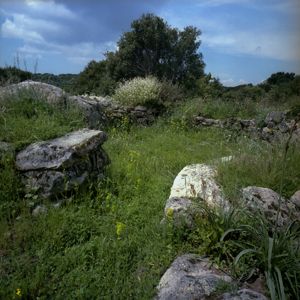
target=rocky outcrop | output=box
[16,129,109,199]
[242,186,300,226]
[155,254,267,300]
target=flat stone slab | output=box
[16,129,107,171]
[169,164,227,208]
[16,129,109,199]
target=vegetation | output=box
[1,91,299,298]
[0,12,299,299]
[0,66,32,86]
[74,13,205,95]
[0,89,85,150]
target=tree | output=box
[266,72,295,85]
[74,60,116,95]
[108,14,205,90]
[76,14,205,95]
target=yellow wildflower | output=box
[16,288,22,297]
[116,222,126,238]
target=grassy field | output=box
[0,92,299,299]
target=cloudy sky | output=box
[1,0,300,86]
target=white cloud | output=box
[203,29,300,61]
[1,13,63,43]
[17,40,116,66]
[24,0,75,19]
[1,18,44,43]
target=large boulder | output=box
[242,186,299,226]
[16,129,109,199]
[0,80,67,104]
[169,164,227,208]
[155,254,267,300]
[164,164,228,228]
[156,254,232,300]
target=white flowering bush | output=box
[113,76,162,106]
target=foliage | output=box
[1,75,300,298]
[222,216,300,300]
[72,60,116,96]
[77,13,205,94]
[113,76,162,107]
[266,72,295,86]
[32,73,78,93]
[0,67,32,86]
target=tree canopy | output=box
[75,14,205,94]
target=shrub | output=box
[113,76,162,107]
[159,80,184,107]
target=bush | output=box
[113,76,162,107]
[159,80,184,107]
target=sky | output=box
[0,0,300,86]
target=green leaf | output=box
[234,248,257,265]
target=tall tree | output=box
[107,13,205,89]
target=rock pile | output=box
[194,111,300,143]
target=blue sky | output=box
[0,0,299,86]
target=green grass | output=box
[0,89,85,150]
[0,95,299,298]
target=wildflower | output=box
[16,288,22,297]
[166,208,174,219]
[116,222,126,238]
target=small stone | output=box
[32,205,48,216]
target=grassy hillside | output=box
[0,81,299,299]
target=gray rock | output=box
[169,164,228,209]
[164,197,195,228]
[220,288,267,300]
[155,254,232,300]
[242,186,299,226]
[32,205,48,216]
[0,80,67,104]
[16,129,109,199]
[264,111,285,125]
[68,95,107,128]
[290,190,300,210]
